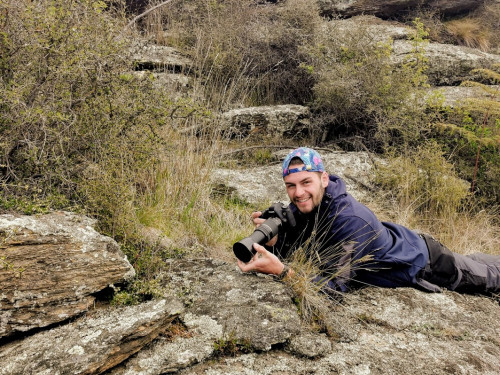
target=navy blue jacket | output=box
[271,175,429,292]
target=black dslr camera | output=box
[233,202,296,263]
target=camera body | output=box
[233,203,296,263]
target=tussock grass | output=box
[445,18,491,51]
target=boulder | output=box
[109,258,304,374]
[317,0,484,19]
[0,298,183,375]
[0,212,135,339]
[159,258,302,352]
[325,17,500,86]
[109,312,224,375]
[427,85,500,107]
[129,40,193,73]
[221,105,311,139]
[391,40,500,86]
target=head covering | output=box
[282,147,325,178]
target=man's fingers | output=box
[253,243,268,255]
[238,259,252,272]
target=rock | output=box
[109,312,224,374]
[132,71,191,97]
[129,40,193,73]
[317,0,484,19]
[177,287,500,375]
[138,224,176,252]
[0,298,183,375]
[324,15,412,43]
[324,16,500,86]
[391,40,500,85]
[426,85,500,107]
[286,332,332,358]
[0,212,135,339]
[159,258,302,352]
[212,150,376,205]
[221,105,311,139]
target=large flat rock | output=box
[177,287,500,375]
[0,212,135,339]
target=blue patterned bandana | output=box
[282,147,325,178]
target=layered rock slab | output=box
[0,212,135,339]
[0,299,183,375]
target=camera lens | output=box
[233,217,281,262]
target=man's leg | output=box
[450,253,500,294]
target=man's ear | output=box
[321,171,329,188]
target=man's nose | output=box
[295,185,304,196]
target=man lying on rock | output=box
[236,147,500,297]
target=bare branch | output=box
[125,0,177,29]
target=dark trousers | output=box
[419,234,500,295]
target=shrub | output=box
[140,0,322,109]
[374,142,470,221]
[309,19,430,150]
[428,66,500,206]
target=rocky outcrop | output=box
[1,223,499,374]
[221,105,311,139]
[0,212,135,339]
[128,40,194,98]
[129,41,193,74]
[318,0,485,19]
[326,16,500,86]
[391,40,500,86]
[427,85,500,107]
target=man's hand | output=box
[237,243,285,275]
[251,211,278,246]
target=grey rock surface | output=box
[427,85,500,107]
[110,313,223,375]
[129,40,193,73]
[0,298,184,375]
[0,212,135,339]
[392,40,500,85]
[159,258,302,352]
[318,0,484,18]
[324,16,500,86]
[177,287,500,375]
[212,150,376,206]
[221,105,311,139]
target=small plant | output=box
[213,331,251,357]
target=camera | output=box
[233,202,296,263]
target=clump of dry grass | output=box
[444,18,492,51]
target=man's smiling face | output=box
[284,166,329,214]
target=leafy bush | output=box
[309,19,430,150]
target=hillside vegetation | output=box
[1,0,499,298]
